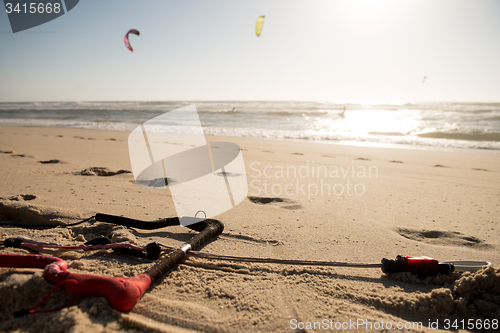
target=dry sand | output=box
[0,125,499,332]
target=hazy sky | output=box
[1,0,499,102]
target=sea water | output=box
[0,101,499,150]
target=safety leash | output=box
[3,236,491,275]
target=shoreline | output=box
[1,124,499,155]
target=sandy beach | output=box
[0,125,499,332]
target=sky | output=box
[0,0,499,103]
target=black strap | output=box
[0,214,209,232]
[94,213,210,232]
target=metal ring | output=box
[194,210,207,218]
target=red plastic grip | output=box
[41,260,151,312]
[0,254,66,270]
[47,273,151,312]
[1,221,223,313]
[400,256,439,274]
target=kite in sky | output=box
[124,29,140,52]
[423,76,427,83]
[256,16,265,37]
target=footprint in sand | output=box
[75,167,131,177]
[356,157,371,161]
[6,194,37,201]
[263,150,274,153]
[390,160,403,163]
[0,150,33,158]
[396,228,490,249]
[472,168,488,172]
[11,154,33,158]
[433,164,446,168]
[248,196,302,210]
[39,159,61,164]
[291,153,303,155]
[322,154,335,158]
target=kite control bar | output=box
[3,235,491,275]
[3,234,491,276]
[1,229,492,315]
[143,219,224,284]
[6,237,489,274]
[1,219,224,314]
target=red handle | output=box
[1,220,224,313]
[0,254,66,270]
[53,273,151,312]
[41,260,151,312]
[0,254,152,312]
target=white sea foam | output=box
[1,101,499,151]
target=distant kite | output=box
[256,16,265,37]
[423,76,427,83]
[124,29,140,52]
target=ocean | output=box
[1,101,499,151]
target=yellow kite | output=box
[256,16,265,37]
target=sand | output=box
[0,125,499,332]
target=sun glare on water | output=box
[347,110,419,135]
[314,108,420,137]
